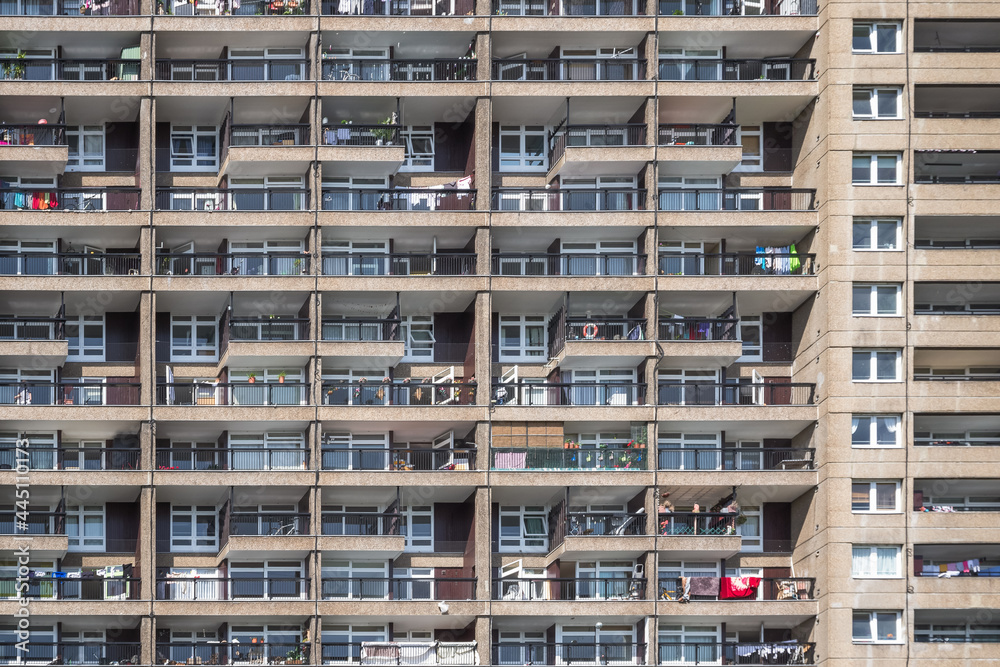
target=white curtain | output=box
[876,548,898,576]
[852,547,870,576]
[851,417,860,434]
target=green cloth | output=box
[789,243,801,273]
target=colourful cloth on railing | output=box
[689,576,720,597]
[720,576,761,599]
[494,451,526,469]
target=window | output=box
[657,433,722,471]
[323,624,388,663]
[66,126,105,171]
[401,315,435,360]
[322,432,389,470]
[915,620,1000,643]
[659,625,721,665]
[737,507,761,551]
[171,505,218,552]
[853,87,902,119]
[853,219,901,251]
[736,125,761,170]
[65,315,105,361]
[171,315,219,361]
[170,125,218,170]
[852,481,901,513]
[853,22,902,54]
[852,546,902,578]
[499,315,547,360]
[852,415,901,447]
[66,505,104,551]
[498,505,548,552]
[229,432,306,470]
[658,48,723,81]
[738,316,762,361]
[499,126,547,171]
[229,560,305,600]
[853,153,901,185]
[229,47,305,81]
[400,505,433,552]
[920,493,1000,512]
[853,284,901,316]
[400,126,434,170]
[852,349,901,382]
[321,560,389,600]
[853,611,902,644]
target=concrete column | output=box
[473,486,491,601]
[473,291,491,404]
[137,486,154,608]
[473,96,492,210]
[139,292,154,406]
[140,615,154,666]
[138,96,154,212]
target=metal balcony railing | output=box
[155,576,310,600]
[0,445,141,471]
[321,447,477,471]
[658,447,815,471]
[658,511,737,536]
[229,317,309,341]
[155,382,310,406]
[659,317,738,341]
[491,447,649,471]
[549,123,648,163]
[156,252,310,276]
[493,0,646,15]
[658,251,815,276]
[320,58,477,81]
[321,0,475,15]
[322,642,477,666]
[322,380,476,406]
[491,643,647,665]
[321,252,477,276]
[660,577,814,601]
[657,382,816,406]
[155,188,309,211]
[658,0,817,15]
[165,0,311,15]
[658,58,816,81]
[492,57,647,81]
[0,643,141,665]
[0,315,63,340]
[564,317,647,342]
[321,123,401,146]
[492,381,646,407]
[491,188,647,211]
[230,512,311,536]
[659,642,815,666]
[0,252,140,276]
[0,381,141,406]
[322,576,477,600]
[321,188,477,211]
[0,187,141,211]
[0,0,139,15]
[0,510,65,536]
[493,576,647,600]
[915,174,1000,185]
[0,576,140,600]
[491,252,647,276]
[321,511,400,536]
[657,187,816,211]
[568,511,648,536]
[321,317,400,341]
[658,123,740,146]
[154,59,310,81]
[0,59,142,81]
[158,642,309,667]
[0,123,65,144]
[155,447,310,470]
[230,123,310,146]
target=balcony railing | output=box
[0,315,63,340]
[491,252,647,276]
[658,58,816,81]
[491,188,647,211]
[322,642,478,666]
[659,317,738,341]
[659,511,737,536]
[659,447,815,471]
[230,123,310,146]
[493,576,647,600]
[657,382,816,406]
[564,317,646,342]
[0,123,65,145]
[491,643,646,665]
[322,123,401,146]
[493,0,646,16]
[0,576,140,600]
[154,59,310,81]
[321,58,477,81]
[321,317,400,341]
[230,512,311,536]
[156,252,310,276]
[0,0,140,15]
[321,511,400,536]
[321,0,475,15]
[321,447,477,471]
[658,123,739,146]
[0,446,141,471]
[492,381,646,406]
[658,188,815,211]
[0,643,142,666]
[914,436,1000,446]
[0,187,141,211]
[658,251,815,276]
[321,381,475,406]
[322,188,477,211]
[155,188,309,211]
[0,59,142,81]
[155,576,310,600]
[491,447,649,471]
[658,0,817,15]
[155,382,310,406]
[914,371,1000,382]
[549,123,648,163]
[568,511,648,536]
[322,576,477,600]
[0,381,141,406]
[660,577,815,601]
[230,317,309,341]
[492,57,647,81]
[0,252,140,276]
[155,447,310,471]
[659,642,815,666]
[166,0,311,15]
[159,643,309,667]
[0,510,64,536]
[321,252,477,276]
[915,174,1000,184]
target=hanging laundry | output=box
[720,576,761,599]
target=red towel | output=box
[720,576,761,599]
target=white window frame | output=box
[853,218,902,251]
[170,504,219,552]
[852,415,902,448]
[321,559,389,600]
[321,368,390,406]
[170,125,219,171]
[170,315,219,361]
[229,560,306,600]
[65,125,105,171]
[915,621,1000,643]
[853,611,903,644]
[657,48,723,81]
[322,624,389,663]
[852,284,902,316]
[401,315,435,361]
[853,87,903,120]
[737,315,762,361]
[852,349,902,382]
[499,315,547,361]
[737,506,761,552]
[657,433,722,471]
[499,125,548,171]
[65,314,106,361]
[852,153,902,185]
[66,504,104,552]
[400,126,434,170]
[852,481,902,514]
[229,47,306,81]
[735,125,761,171]
[853,22,903,54]
[852,546,902,579]
[400,505,433,552]
[498,505,548,552]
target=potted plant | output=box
[285,648,303,665]
[2,51,26,80]
[373,116,395,146]
[247,373,256,384]
[277,371,286,384]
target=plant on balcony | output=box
[277,371,286,384]
[373,116,396,146]
[285,647,304,665]
[2,51,26,80]
[247,373,257,384]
